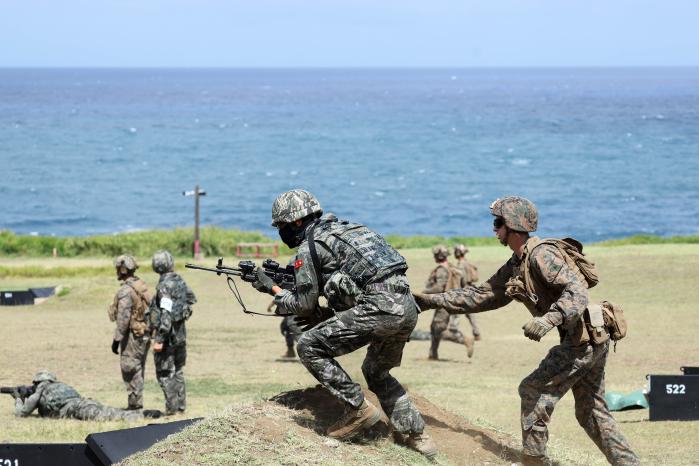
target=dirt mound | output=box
[273,386,522,465]
[124,386,524,465]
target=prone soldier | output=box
[148,250,197,415]
[249,189,437,459]
[108,254,152,410]
[9,370,160,421]
[414,197,639,465]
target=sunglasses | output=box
[493,217,506,229]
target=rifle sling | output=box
[307,220,324,293]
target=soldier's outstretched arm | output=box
[529,245,588,328]
[415,260,515,314]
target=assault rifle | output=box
[185,258,295,316]
[1,385,35,399]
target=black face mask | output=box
[279,223,305,248]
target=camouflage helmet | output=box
[271,189,322,227]
[152,250,174,274]
[114,254,138,272]
[490,196,538,232]
[454,244,469,257]
[431,245,450,260]
[33,370,57,383]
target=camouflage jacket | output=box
[15,381,81,417]
[111,276,151,341]
[421,237,589,344]
[152,272,197,346]
[274,213,407,316]
[455,258,479,285]
[423,263,466,294]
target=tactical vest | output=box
[147,273,194,331]
[39,382,80,417]
[506,237,593,345]
[125,278,152,337]
[456,259,479,284]
[312,218,408,289]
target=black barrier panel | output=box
[0,291,34,306]
[0,443,100,466]
[681,366,699,375]
[85,418,202,465]
[649,375,699,421]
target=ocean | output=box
[1,67,698,241]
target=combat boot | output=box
[464,335,474,358]
[407,431,438,460]
[283,346,296,358]
[327,399,381,440]
[143,409,162,419]
[519,454,548,466]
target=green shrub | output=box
[2,229,697,258]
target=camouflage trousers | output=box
[61,397,143,422]
[154,343,187,415]
[120,332,150,409]
[296,286,426,435]
[429,309,467,358]
[519,341,640,465]
[281,315,301,348]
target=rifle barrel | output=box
[184,264,243,276]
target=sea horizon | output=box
[2,67,698,241]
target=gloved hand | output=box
[295,307,335,332]
[111,339,120,355]
[252,268,277,295]
[11,388,21,399]
[522,312,562,341]
[412,293,435,311]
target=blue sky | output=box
[1,0,696,67]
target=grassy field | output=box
[1,244,698,465]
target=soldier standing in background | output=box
[268,300,302,358]
[249,189,437,459]
[424,245,474,360]
[453,244,482,341]
[11,370,160,421]
[148,250,197,416]
[108,255,152,410]
[414,197,639,466]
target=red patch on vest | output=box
[294,259,304,269]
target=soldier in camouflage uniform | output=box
[12,370,160,421]
[414,197,639,466]
[268,300,302,358]
[108,255,152,410]
[453,244,482,340]
[148,250,197,415]
[250,189,437,459]
[424,245,474,360]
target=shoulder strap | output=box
[307,219,324,292]
[125,280,151,308]
[521,237,545,303]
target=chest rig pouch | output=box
[308,218,407,291]
[505,265,541,317]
